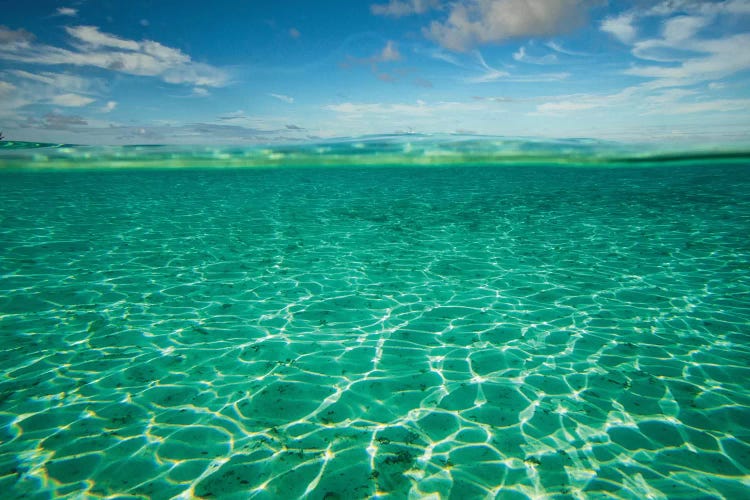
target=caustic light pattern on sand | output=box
[1,139,749,498]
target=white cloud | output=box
[600,13,636,43]
[662,15,709,42]
[630,15,711,61]
[56,7,78,17]
[0,80,16,98]
[50,93,95,107]
[67,25,141,51]
[192,87,210,96]
[0,25,229,87]
[269,93,294,103]
[0,25,36,50]
[425,0,599,51]
[645,1,695,17]
[371,0,440,17]
[727,0,750,13]
[101,100,117,112]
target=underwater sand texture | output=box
[1,162,750,499]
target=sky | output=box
[0,0,749,145]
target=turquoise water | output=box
[1,138,750,499]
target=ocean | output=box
[1,136,749,499]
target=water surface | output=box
[1,138,749,499]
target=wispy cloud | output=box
[0,80,31,118]
[343,40,403,67]
[9,70,94,93]
[0,26,36,50]
[536,100,600,114]
[55,7,78,17]
[0,25,229,87]
[325,99,487,117]
[534,83,750,118]
[465,50,568,83]
[321,98,517,137]
[92,122,307,144]
[657,98,750,114]
[645,0,750,18]
[414,77,433,88]
[605,2,750,88]
[545,41,588,57]
[466,69,509,83]
[22,111,88,130]
[625,34,750,86]
[218,110,247,121]
[0,80,15,95]
[466,51,509,82]
[512,46,557,65]
[14,116,311,144]
[269,93,294,103]
[370,0,440,17]
[0,69,103,118]
[420,46,467,68]
[340,41,404,82]
[50,93,95,107]
[213,111,308,134]
[67,25,143,51]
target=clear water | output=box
[1,138,749,499]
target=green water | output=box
[1,139,750,499]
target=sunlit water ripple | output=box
[1,138,749,499]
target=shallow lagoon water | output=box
[1,138,749,499]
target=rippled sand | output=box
[1,163,749,498]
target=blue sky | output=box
[1,0,749,145]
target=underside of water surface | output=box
[1,136,749,499]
